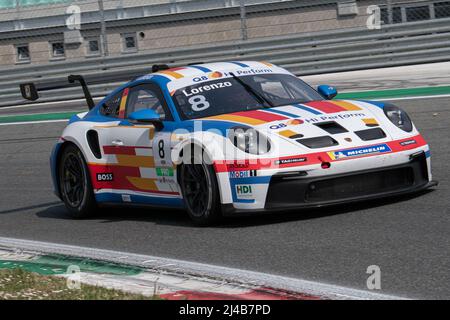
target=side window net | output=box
[100,92,122,117]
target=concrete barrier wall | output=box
[0,0,416,66]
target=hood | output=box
[202,100,401,153]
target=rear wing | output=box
[19,64,173,110]
[20,74,95,110]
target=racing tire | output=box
[58,144,97,219]
[179,151,222,226]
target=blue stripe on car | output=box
[292,103,322,115]
[264,108,299,118]
[189,65,212,73]
[95,193,185,207]
[229,61,250,68]
[360,100,385,109]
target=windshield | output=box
[172,73,323,120]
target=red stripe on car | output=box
[305,101,347,114]
[103,146,136,155]
[214,135,428,172]
[232,110,288,122]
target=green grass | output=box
[0,255,143,276]
[0,112,76,124]
[0,268,157,300]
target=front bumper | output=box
[222,152,437,216]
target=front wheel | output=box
[179,159,222,226]
[58,144,97,218]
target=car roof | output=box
[137,61,288,83]
[98,60,290,110]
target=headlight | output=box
[228,126,271,155]
[384,104,413,132]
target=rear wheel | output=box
[179,151,221,226]
[58,144,96,218]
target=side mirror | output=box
[128,109,164,130]
[317,85,338,100]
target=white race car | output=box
[21,61,437,225]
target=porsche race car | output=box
[21,61,437,225]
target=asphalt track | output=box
[0,97,449,299]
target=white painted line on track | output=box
[0,119,68,126]
[0,237,408,300]
[374,94,450,101]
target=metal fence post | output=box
[98,0,109,56]
[387,0,393,24]
[14,0,21,29]
[240,0,248,41]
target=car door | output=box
[96,82,179,202]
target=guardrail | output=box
[1,17,449,107]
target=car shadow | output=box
[220,189,436,228]
[0,201,61,215]
[36,204,194,227]
[35,189,435,228]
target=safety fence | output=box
[0,0,449,106]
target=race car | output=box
[21,61,437,225]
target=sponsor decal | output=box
[235,185,253,199]
[229,170,257,179]
[193,76,208,83]
[209,71,223,79]
[223,68,273,77]
[275,157,307,165]
[122,194,131,202]
[192,72,224,83]
[156,168,174,177]
[328,144,392,160]
[304,113,366,123]
[287,119,304,125]
[269,123,288,130]
[182,82,232,97]
[400,139,417,146]
[158,176,176,184]
[96,173,114,182]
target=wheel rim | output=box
[62,153,85,208]
[182,164,210,217]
